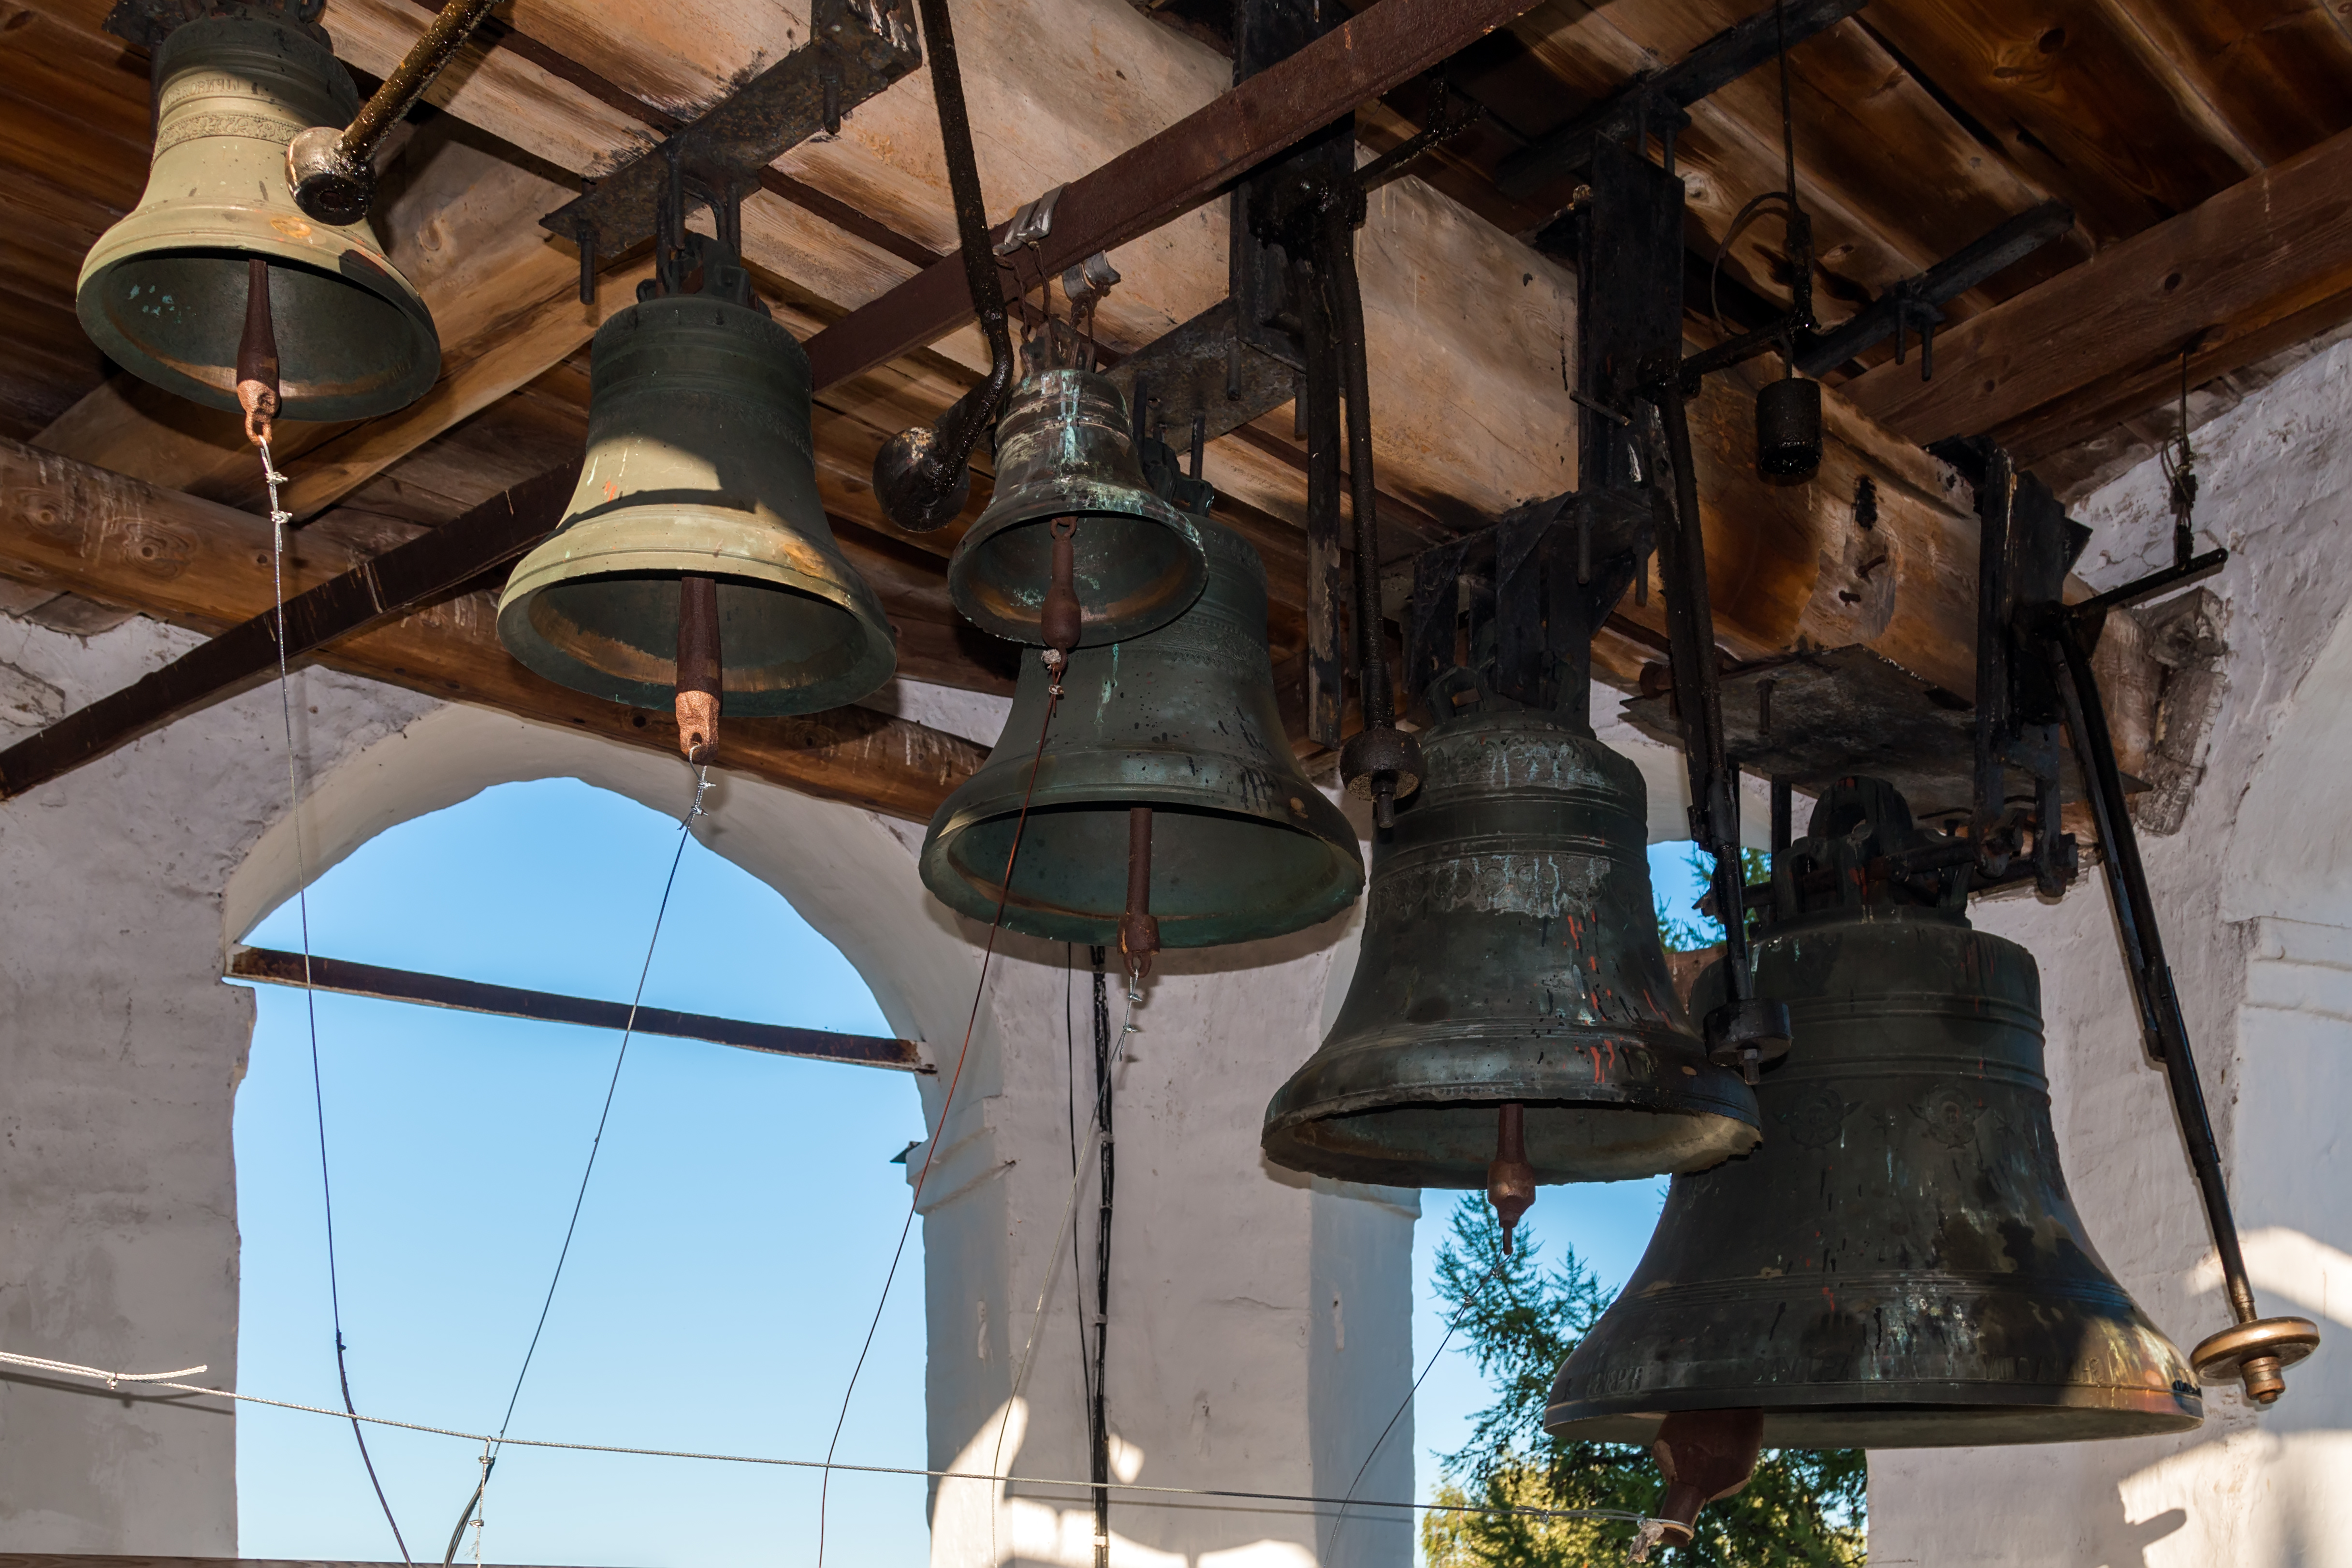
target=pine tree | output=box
[1422,1198,1865,1566]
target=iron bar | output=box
[286,0,503,224]
[1796,202,2075,377]
[228,947,929,1073]
[0,465,578,801]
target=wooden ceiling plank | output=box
[1859,0,2265,245]
[1844,123,2352,449]
[0,437,982,820]
[2122,0,2352,162]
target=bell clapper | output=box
[1485,1103,1536,1253]
[674,573,721,763]
[1041,516,1083,656]
[235,256,280,450]
[1118,805,1161,983]
[1646,1408,1763,1553]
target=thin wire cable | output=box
[815,678,1064,1568]
[0,1348,1650,1528]
[1065,944,1093,1415]
[450,761,712,1564]
[261,437,414,1567]
[1323,1256,1511,1559]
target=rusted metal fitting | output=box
[2192,1315,2320,1406]
[1485,1102,1536,1252]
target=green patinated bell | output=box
[497,278,895,715]
[946,369,1206,647]
[921,514,1361,947]
[76,12,438,420]
[1263,709,1760,1186]
[1543,776,2204,1449]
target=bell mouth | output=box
[498,567,894,716]
[1263,1096,1760,1187]
[1544,1388,2206,1449]
[948,508,1206,648]
[925,798,1363,949]
[77,245,439,422]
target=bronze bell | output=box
[77,10,438,421]
[1544,776,2204,1457]
[946,369,1207,646]
[921,508,1361,949]
[498,250,896,733]
[1262,706,1761,1188]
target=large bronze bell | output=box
[946,369,1206,646]
[920,508,1360,947]
[77,10,438,421]
[1262,706,1761,1187]
[497,253,895,721]
[1544,776,2204,1451]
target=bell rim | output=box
[946,500,1208,648]
[76,224,439,423]
[916,797,1365,949]
[494,521,899,717]
[1541,1383,2207,1449]
[1259,1102,1764,1187]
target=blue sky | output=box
[233,777,1711,1565]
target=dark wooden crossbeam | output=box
[0,465,579,800]
[228,947,929,1073]
[1495,0,1867,202]
[802,0,1551,391]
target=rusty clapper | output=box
[920,494,1360,950]
[1262,701,1759,1195]
[78,3,439,421]
[1543,777,2206,1541]
[496,233,895,757]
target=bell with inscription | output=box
[498,243,895,756]
[1262,703,1761,1194]
[1543,776,2202,1544]
[921,503,1359,953]
[946,368,1207,647]
[77,7,438,420]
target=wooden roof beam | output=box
[1842,123,2352,461]
[0,438,983,822]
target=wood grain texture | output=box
[0,438,983,821]
[1844,123,2352,449]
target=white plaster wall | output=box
[0,613,433,1554]
[225,690,1420,1568]
[1868,337,2352,1565]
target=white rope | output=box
[0,1345,1646,1527]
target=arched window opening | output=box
[233,777,930,1566]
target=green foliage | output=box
[1655,845,1774,954]
[1423,1198,1866,1566]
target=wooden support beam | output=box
[1844,124,2352,459]
[228,946,930,1071]
[0,466,577,799]
[0,438,984,823]
[801,0,1546,391]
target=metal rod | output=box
[1299,258,1346,750]
[228,947,929,1072]
[675,574,722,763]
[2043,618,2258,1326]
[1325,210,1394,733]
[1973,446,2013,871]
[1119,806,1160,980]
[343,0,502,165]
[870,0,1017,531]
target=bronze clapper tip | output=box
[1649,1408,1764,1550]
[1041,516,1082,655]
[235,256,280,449]
[1486,1102,1536,1252]
[1118,805,1160,982]
[675,573,721,762]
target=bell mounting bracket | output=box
[542,0,921,297]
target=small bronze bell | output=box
[497,249,895,734]
[1262,706,1761,1188]
[946,369,1206,646]
[921,510,1361,949]
[77,10,438,421]
[1544,776,2204,1452]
